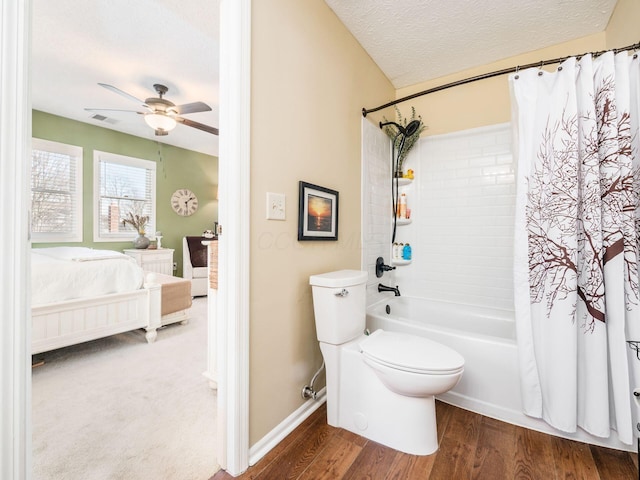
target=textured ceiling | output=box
[32,0,220,156]
[33,1,620,156]
[323,0,619,88]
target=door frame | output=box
[217,0,251,475]
[0,0,32,477]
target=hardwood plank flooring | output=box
[211,402,638,480]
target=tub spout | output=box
[378,283,401,296]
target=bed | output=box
[31,247,162,354]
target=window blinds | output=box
[31,139,83,242]
[95,151,156,240]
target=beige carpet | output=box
[32,297,218,480]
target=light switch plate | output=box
[266,192,286,220]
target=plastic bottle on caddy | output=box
[402,243,412,260]
[399,193,407,219]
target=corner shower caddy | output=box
[392,177,413,266]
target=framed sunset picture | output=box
[298,181,339,241]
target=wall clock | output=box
[171,188,199,216]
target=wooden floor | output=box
[211,401,639,480]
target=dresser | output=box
[123,248,174,275]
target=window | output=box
[31,138,83,242]
[93,150,156,242]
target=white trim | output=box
[217,0,251,476]
[204,288,218,389]
[1,0,31,477]
[249,390,327,466]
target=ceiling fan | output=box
[85,83,219,136]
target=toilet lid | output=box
[359,330,464,375]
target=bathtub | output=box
[366,296,633,452]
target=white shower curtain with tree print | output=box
[511,50,640,444]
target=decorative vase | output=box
[133,233,150,249]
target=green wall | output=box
[32,110,218,277]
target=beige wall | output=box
[606,0,640,49]
[247,0,640,448]
[249,0,394,444]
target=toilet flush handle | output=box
[335,288,349,297]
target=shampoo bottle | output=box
[399,193,407,219]
[403,243,412,260]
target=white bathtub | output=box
[366,296,633,452]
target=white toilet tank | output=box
[309,270,368,345]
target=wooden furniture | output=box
[31,247,165,355]
[32,280,162,354]
[204,240,218,389]
[124,248,174,275]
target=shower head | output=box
[404,120,421,137]
[379,119,421,137]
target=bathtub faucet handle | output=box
[375,256,396,278]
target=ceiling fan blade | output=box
[98,83,149,108]
[173,101,212,115]
[85,108,145,114]
[175,116,219,135]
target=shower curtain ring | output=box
[514,65,519,80]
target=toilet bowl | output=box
[360,330,464,397]
[309,270,465,456]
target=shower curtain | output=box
[511,50,640,444]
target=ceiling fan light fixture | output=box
[144,112,177,132]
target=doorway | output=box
[0,0,251,477]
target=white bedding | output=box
[31,247,145,306]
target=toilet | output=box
[309,269,464,455]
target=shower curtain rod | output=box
[361,41,640,117]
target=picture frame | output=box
[298,181,339,241]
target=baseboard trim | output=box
[249,388,327,466]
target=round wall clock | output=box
[171,188,199,216]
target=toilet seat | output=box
[359,330,464,375]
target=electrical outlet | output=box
[266,192,286,220]
[173,262,177,271]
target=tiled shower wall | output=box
[362,122,516,312]
[361,118,395,306]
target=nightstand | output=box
[123,248,175,275]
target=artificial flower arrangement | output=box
[122,212,149,235]
[381,106,426,177]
